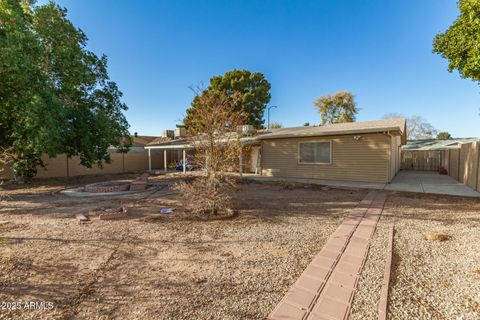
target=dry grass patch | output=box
[424,231,451,241]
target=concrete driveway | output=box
[385,170,480,197]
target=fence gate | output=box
[401,150,441,171]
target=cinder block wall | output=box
[0,150,168,180]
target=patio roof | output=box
[401,138,479,151]
[145,135,260,149]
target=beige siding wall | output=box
[261,133,391,183]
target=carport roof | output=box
[402,138,479,150]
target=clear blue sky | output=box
[41,0,479,137]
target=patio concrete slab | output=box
[385,171,480,198]
[245,170,480,198]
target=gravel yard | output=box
[2,174,479,320]
[0,175,364,320]
[385,193,480,320]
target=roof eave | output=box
[257,127,403,140]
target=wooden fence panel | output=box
[449,149,460,181]
[462,142,479,190]
[401,151,440,171]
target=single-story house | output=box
[258,118,406,183]
[146,118,407,183]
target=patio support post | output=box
[183,149,186,173]
[164,150,167,172]
[148,148,151,172]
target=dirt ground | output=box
[2,174,479,320]
[0,174,365,320]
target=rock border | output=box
[378,222,394,320]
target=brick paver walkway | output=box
[268,191,386,320]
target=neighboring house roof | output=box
[402,138,479,151]
[132,135,158,147]
[257,118,407,141]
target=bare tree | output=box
[174,90,246,216]
[269,121,283,129]
[383,113,438,140]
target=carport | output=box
[392,138,480,197]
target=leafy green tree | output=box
[0,1,130,180]
[437,131,452,140]
[314,91,358,125]
[433,0,480,82]
[303,122,310,126]
[184,69,271,129]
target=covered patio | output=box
[144,139,192,173]
[144,137,262,176]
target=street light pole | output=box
[267,105,277,129]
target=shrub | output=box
[174,90,246,216]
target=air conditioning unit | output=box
[162,130,174,139]
[175,127,187,138]
[236,125,255,136]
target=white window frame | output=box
[297,140,332,165]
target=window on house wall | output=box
[298,141,331,164]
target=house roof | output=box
[401,138,479,151]
[132,135,158,147]
[145,118,408,149]
[257,118,407,141]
